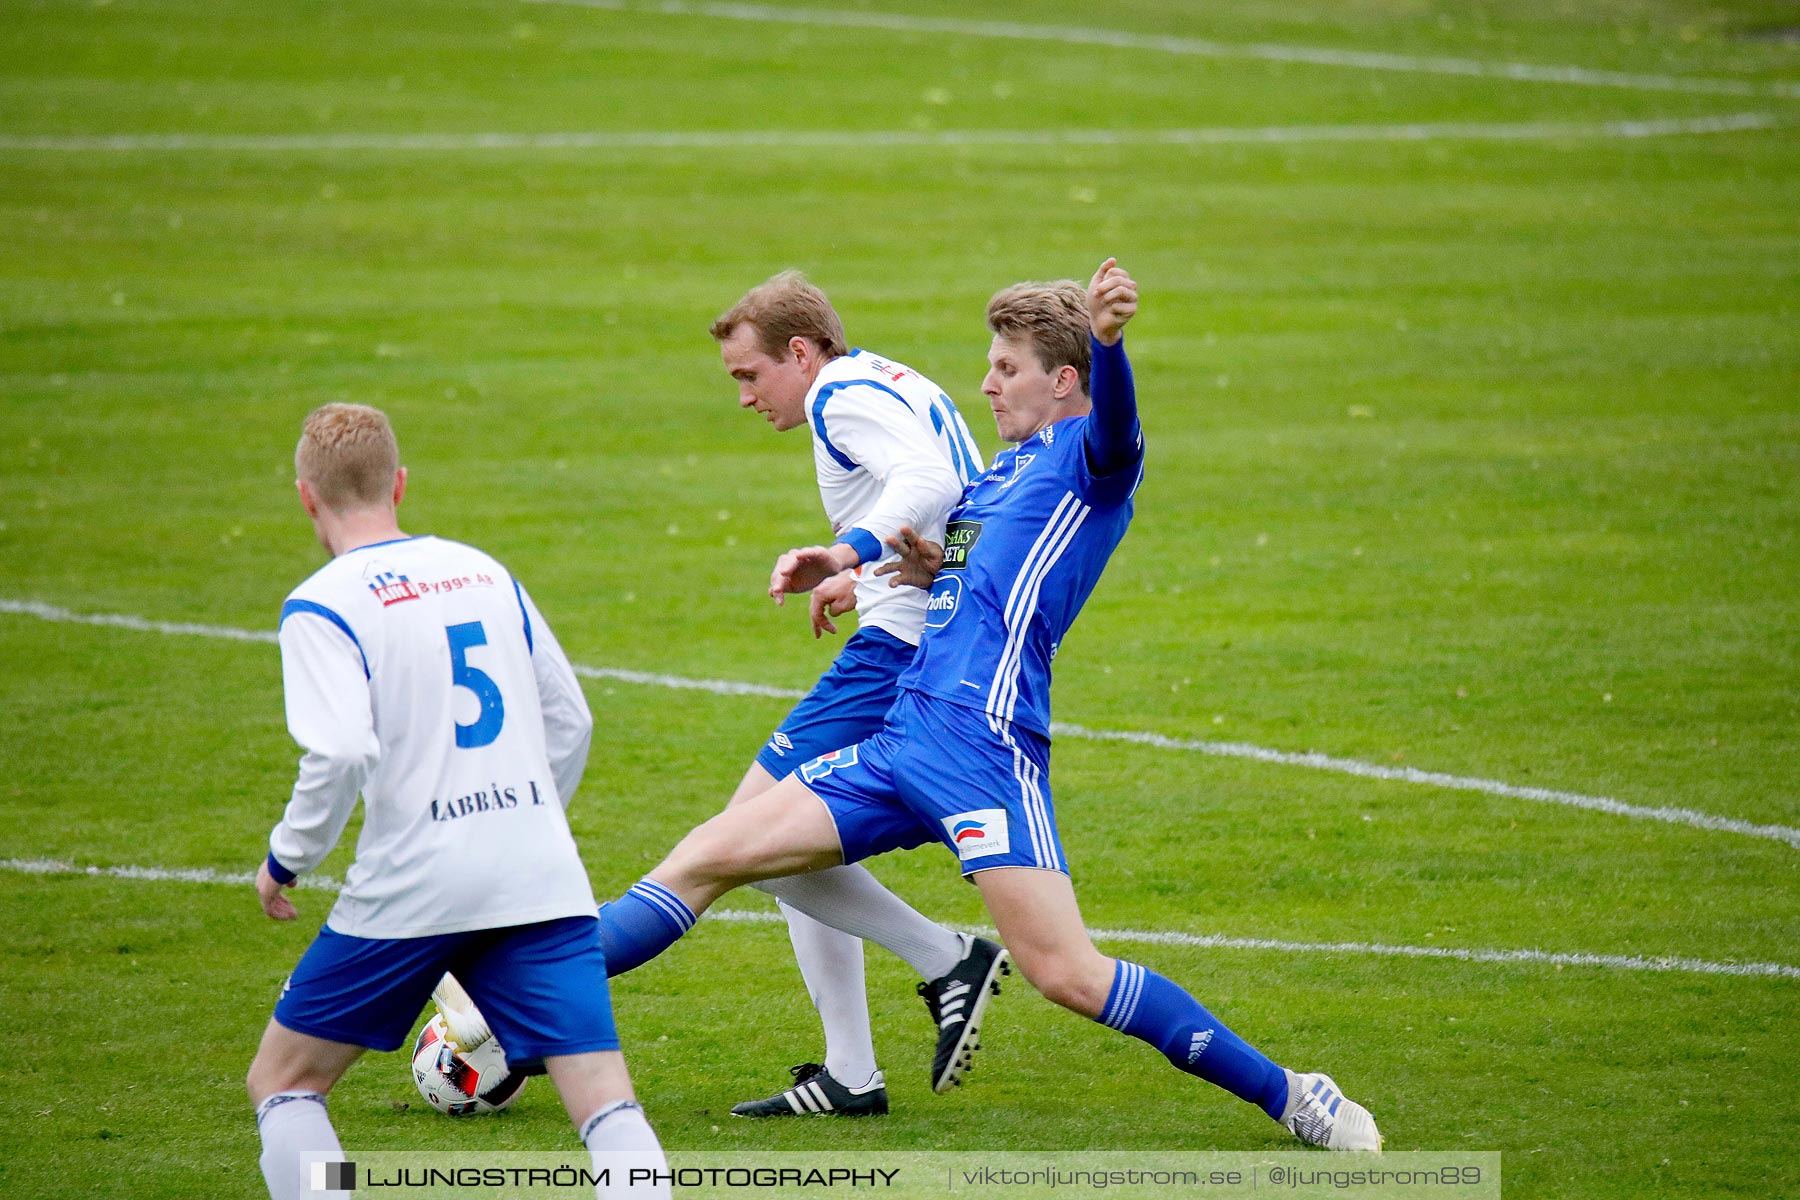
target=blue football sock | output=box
[597,879,697,977]
[1097,959,1289,1120]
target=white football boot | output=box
[1284,1073,1383,1152]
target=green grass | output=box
[2,1,1797,1197]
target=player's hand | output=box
[1088,257,1138,346]
[875,526,945,590]
[809,569,858,639]
[769,544,854,604]
[256,860,297,921]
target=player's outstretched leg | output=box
[594,776,851,975]
[972,867,1382,1152]
[247,1021,364,1200]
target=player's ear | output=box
[1054,364,1081,401]
[392,466,408,508]
[296,478,320,520]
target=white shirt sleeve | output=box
[270,609,381,877]
[823,385,965,554]
[518,584,593,809]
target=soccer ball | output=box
[410,1012,526,1116]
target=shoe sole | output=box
[730,1100,889,1118]
[932,950,1010,1094]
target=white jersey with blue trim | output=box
[273,535,597,939]
[897,416,1144,739]
[806,348,983,645]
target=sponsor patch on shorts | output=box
[941,808,1010,860]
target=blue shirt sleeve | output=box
[1082,335,1141,479]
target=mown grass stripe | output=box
[0,116,1776,153]
[529,0,1800,102]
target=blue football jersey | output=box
[897,411,1143,738]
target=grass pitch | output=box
[2,2,1797,1197]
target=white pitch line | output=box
[574,661,802,700]
[0,115,1776,153]
[1051,723,1800,850]
[0,856,341,892]
[6,596,1798,850]
[0,598,280,644]
[6,856,1793,981]
[529,0,1800,102]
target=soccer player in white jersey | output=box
[704,273,1009,1114]
[584,262,1384,1152]
[246,405,670,1200]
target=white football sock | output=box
[756,863,964,981]
[1280,1068,1304,1123]
[256,1091,345,1200]
[579,1099,670,1199]
[776,898,880,1087]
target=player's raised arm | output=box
[1083,258,1142,479]
[262,606,381,916]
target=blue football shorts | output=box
[799,689,1068,877]
[754,625,917,778]
[272,914,618,1058]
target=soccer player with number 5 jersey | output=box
[246,405,669,1199]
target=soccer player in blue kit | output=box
[591,261,1383,1150]
[706,273,1010,1115]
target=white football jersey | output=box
[807,348,983,644]
[271,535,596,939]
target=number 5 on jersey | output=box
[447,621,505,748]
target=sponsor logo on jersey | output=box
[863,353,916,384]
[941,808,1010,860]
[1040,424,1056,445]
[980,448,1036,487]
[941,520,982,570]
[367,570,421,607]
[1188,1029,1215,1063]
[800,746,858,784]
[924,575,962,629]
[365,566,498,605]
[1001,453,1036,488]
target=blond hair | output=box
[710,270,848,361]
[295,403,400,511]
[985,280,1091,394]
